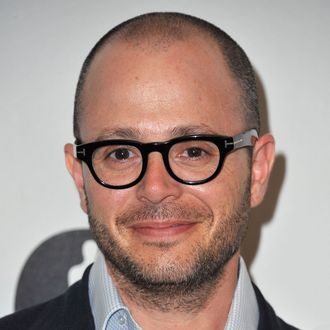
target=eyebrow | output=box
[95,127,143,141]
[170,125,219,136]
[94,124,219,142]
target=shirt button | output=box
[118,315,126,325]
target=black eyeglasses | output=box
[74,129,258,189]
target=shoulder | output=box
[253,283,300,330]
[0,265,95,330]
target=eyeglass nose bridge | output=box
[143,141,171,153]
[139,141,174,180]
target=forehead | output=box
[79,36,244,142]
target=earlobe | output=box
[250,134,275,208]
[64,143,88,213]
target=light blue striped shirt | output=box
[89,253,259,329]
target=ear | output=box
[64,143,88,213]
[250,133,275,208]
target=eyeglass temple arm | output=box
[74,145,86,159]
[232,129,258,150]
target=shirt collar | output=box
[88,252,141,330]
[89,253,259,330]
[224,257,259,330]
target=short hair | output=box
[74,12,260,142]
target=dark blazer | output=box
[0,266,299,330]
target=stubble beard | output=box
[87,181,250,313]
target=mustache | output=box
[116,202,213,226]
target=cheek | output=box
[189,154,250,216]
[83,169,135,224]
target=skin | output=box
[65,35,275,329]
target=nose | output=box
[136,152,182,204]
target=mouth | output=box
[129,220,199,240]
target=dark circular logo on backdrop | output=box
[15,229,96,311]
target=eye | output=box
[109,148,134,160]
[170,140,219,167]
[184,147,206,158]
[93,145,141,166]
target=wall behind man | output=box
[0,1,329,329]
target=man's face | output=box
[76,36,251,289]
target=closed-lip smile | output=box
[129,220,199,239]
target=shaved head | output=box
[74,12,259,142]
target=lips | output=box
[129,220,199,238]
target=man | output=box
[0,12,298,329]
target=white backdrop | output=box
[1,1,329,329]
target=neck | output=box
[106,253,240,330]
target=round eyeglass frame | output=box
[74,129,258,189]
